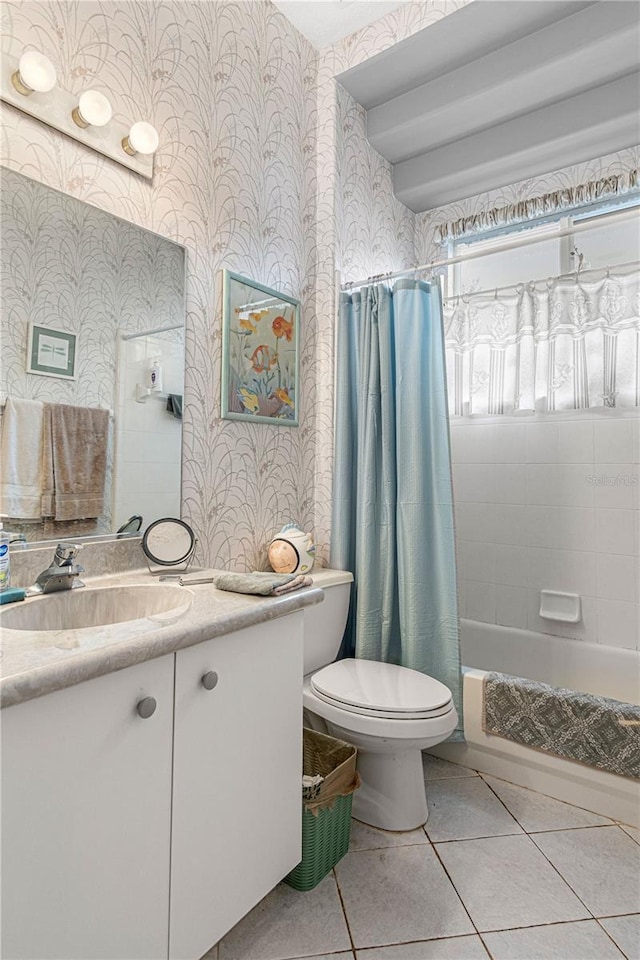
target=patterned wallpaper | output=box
[1,0,319,569]
[10,0,619,570]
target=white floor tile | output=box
[532,826,640,918]
[436,834,590,932]
[482,919,625,959]
[350,819,428,852]
[599,914,640,960]
[218,875,352,960]
[335,845,473,948]
[482,776,613,832]
[425,777,522,842]
[356,935,489,959]
[422,754,478,781]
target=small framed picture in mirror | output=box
[27,323,77,379]
[221,270,299,426]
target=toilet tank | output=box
[303,569,354,675]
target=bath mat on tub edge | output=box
[482,672,640,780]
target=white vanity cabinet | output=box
[170,615,303,960]
[1,611,304,960]
[1,653,175,960]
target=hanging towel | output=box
[47,403,110,521]
[0,397,45,519]
[213,571,313,596]
[166,394,183,420]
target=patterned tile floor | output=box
[202,756,640,960]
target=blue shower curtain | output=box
[331,279,463,738]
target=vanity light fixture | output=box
[2,47,156,178]
[122,121,159,156]
[72,90,112,128]
[11,50,56,96]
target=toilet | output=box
[303,570,458,831]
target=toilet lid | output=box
[310,659,454,720]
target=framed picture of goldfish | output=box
[221,270,300,426]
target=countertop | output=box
[0,569,324,709]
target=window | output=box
[445,196,640,298]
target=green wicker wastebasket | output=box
[284,728,359,892]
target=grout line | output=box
[594,917,633,960]
[428,833,482,939]
[526,830,600,920]
[476,771,616,823]
[332,867,357,958]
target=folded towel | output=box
[213,571,313,597]
[46,403,110,521]
[0,397,45,519]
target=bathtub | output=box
[429,619,640,827]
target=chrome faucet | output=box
[28,542,85,595]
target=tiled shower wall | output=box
[452,413,640,651]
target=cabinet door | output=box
[170,612,303,960]
[1,655,174,960]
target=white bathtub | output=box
[429,619,640,827]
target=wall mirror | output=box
[0,167,186,544]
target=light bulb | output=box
[121,121,159,156]
[72,90,112,128]
[11,50,57,96]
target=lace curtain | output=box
[443,263,640,416]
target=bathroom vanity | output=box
[0,573,323,960]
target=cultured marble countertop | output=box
[0,569,324,709]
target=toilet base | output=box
[351,745,429,831]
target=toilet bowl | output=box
[302,570,458,831]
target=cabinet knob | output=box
[201,671,219,691]
[136,696,157,719]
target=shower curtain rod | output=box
[341,204,639,291]
[121,323,183,341]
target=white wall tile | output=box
[594,420,634,462]
[596,554,638,603]
[496,585,528,629]
[466,581,496,624]
[592,465,638,510]
[494,464,526,505]
[595,509,638,556]
[455,502,497,542]
[495,545,529,587]
[526,423,559,463]
[453,463,495,503]
[462,541,496,583]
[527,548,560,589]
[493,504,528,545]
[450,424,495,463]
[526,463,560,505]
[556,507,595,552]
[631,418,640,464]
[558,420,594,464]
[493,424,526,463]
[525,505,560,549]
[558,464,595,508]
[597,599,639,650]
[555,550,597,597]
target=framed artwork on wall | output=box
[221,270,300,426]
[26,323,77,379]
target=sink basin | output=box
[0,584,192,632]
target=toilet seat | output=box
[310,658,454,720]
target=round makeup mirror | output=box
[142,518,196,575]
